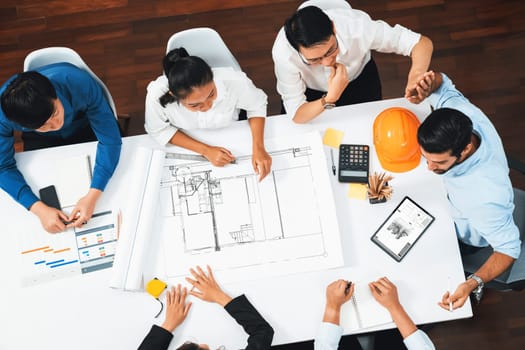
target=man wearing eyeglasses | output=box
[272,4,433,123]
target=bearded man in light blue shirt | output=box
[414,71,520,309]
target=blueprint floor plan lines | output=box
[158,132,344,283]
[159,145,324,256]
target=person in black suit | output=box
[138,265,274,350]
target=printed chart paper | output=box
[19,210,117,286]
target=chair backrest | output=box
[23,47,118,119]
[507,188,525,284]
[298,0,351,10]
[166,28,241,71]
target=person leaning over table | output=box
[315,277,435,350]
[413,71,521,308]
[138,266,274,350]
[144,47,272,181]
[271,4,433,123]
[0,63,122,233]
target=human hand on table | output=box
[203,146,236,167]
[67,188,101,228]
[252,146,272,181]
[369,276,402,311]
[323,279,353,325]
[438,280,474,311]
[186,265,233,307]
[30,201,68,233]
[160,285,192,332]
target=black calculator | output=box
[338,144,369,183]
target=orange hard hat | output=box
[373,107,421,173]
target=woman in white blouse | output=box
[145,48,272,180]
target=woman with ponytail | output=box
[145,48,272,181]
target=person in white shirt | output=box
[145,48,272,181]
[315,277,435,350]
[272,4,433,123]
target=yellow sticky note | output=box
[323,128,344,148]
[348,183,368,200]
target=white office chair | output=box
[298,0,351,10]
[23,47,130,133]
[166,28,241,71]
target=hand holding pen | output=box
[322,279,354,325]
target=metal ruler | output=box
[165,152,208,162]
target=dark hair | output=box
[176,342,201,350]
[417,108,473,158]
[159,47,213,107]
[284,6,334,51]
[1,71,57,129]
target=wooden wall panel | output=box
[0,0,524,191]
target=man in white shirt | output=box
[272,4,433,123]
[315,277,435,350]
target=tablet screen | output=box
[370,196,435,262]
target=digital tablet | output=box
[370,196,435,262]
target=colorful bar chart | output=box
[20,210,118,286]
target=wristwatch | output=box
[321,95,336,110]
[467,274,484,304]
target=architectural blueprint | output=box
[157,132,344,283]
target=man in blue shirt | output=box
[0,63,122,233]
[414,71,520,308]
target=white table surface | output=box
[0,98,472,350]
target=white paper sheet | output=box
[19,210,117,286]
[157,131,344,283]
[340,281,393,330]
[55,155,92,208]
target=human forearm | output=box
[474,251,515,285]
[387,303,418,339]
[0,149,39,208]
[248,117,266,150]
[322,304,341,326]
[407,35,433,85]
[225,295,274,349]
[169,130,210,155]
[91,142,121,191]
[293,99,326,123]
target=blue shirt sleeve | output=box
[57,66,121,191]
[0,118,39,209]
[0,64,121,210]
[428,73,520,259]
[403,329,436,350]
[314,322,343,350]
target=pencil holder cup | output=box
[368,172,393,204]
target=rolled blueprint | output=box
[109,147,165,291]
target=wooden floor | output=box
[1,0,524,348]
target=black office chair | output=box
[461,154,525,291]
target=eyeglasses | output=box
[298,36,339,65]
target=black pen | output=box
[330,149,336,176]
[344,281,352,295]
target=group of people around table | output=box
[0,2,521,350]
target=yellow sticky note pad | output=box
[348,183,368,200]
[323,128,344,148]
